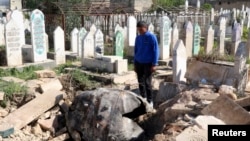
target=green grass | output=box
[54,60,76,74]
[0,66,43,80]
[0,80,28,108]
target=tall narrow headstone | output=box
[197,0,200,9]
[193,23,201,55]
[77,27,87,57]
[70,28,79,53]
[232,9,237,20]
[171,23,179,56]
[219,17,226,37]
[184,21,193,57]
[123,26,128,47]
[30,9,47,62]
[173,40,187,83]
[82,32,94,59]
[211,8,215,23]
[114,24,123,34]
[127,16,137,47]
[205,26,214,54]
[45,33,49,52]
[53,26,65,65]
[160,16,171,60]
[231,23,242,55]
[185,0,189,12]
[114,31,124,57]
[11,10,25,46]
[234,42,246,74]
[94,29,104,58]
[89,24,97,35]
[148,23,155,34]
[0,23,5,46]
[5,19,23,66]
[218,30,225,55]
[246,29,250,58]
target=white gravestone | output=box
[173,40,187,83]
[0,23,5,46]
[219,17,226,37]
[231,23,242,55]
[70,28,79,53]
[5,19,23,66]
[184,21,193,57]
[94,29,104,58]
[89,24,97,35]
[234,42,246,74]
[127,16,137,47]
[82,32,94,59]
[205,26,215,54]
[53,26,65,65]
[171,23,179,56]
[30,9,47,62]
[11,10,25,46]
[148,23,155,34]
[77,27,87,57]
[218,30,225,55]
[211,8,215,23]
[160,16,172,60]
[114,24,123,34]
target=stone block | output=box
[0,123,14,138]
[101,55,123,63]
[175,126,207,141]
[38,116,58,132]
[193,115,225,130]
[202,95,250,124]
[39,79,63,93]
[35,70,56,78]
[115,59,128,74]
[82,58,115,73]
[0,92,4,101]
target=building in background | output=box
[0,0,22,12]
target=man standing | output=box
[134,21,159,107]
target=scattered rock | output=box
[0,92,4,101]
[59,100,69,113]
[175,125,207,141]
[67,88,149,141]
[218,85,237,100]
[153,134,167,141]
[193,115,225,130]
[35,70,56,78]
[202,95,250,124]
[39,79,63,93]
[38,116,58,133]
[31,123,43,135]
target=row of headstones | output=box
[4,9,67,66]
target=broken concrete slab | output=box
[202,95,250,124]
[0,123,14,138]
[35,70,56,78]
[39,79,63,93]
[38,116,58,133]
[31,123,43,135]
[236,96,250,107]
[193,115,225,130]
[0,89,64,130]
[175,125,207,141]
[218,85,237,100]
[0,92,4,101]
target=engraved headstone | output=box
[234,42,247,75]
[77,27,87,57]
[231,23,242,55]
[53,26,65,65]
[171,23,179,56]
[30,9,47,62]
[160,16,172,60]
[11,10,25,46]
[218,30,225,55]
[114,31,124,57]
[193,23,201,55]
[70,28,79,53]
[127,16,137,47]
[114,24,123,35]
[94,29,104,58]
[173,40,187,83]
[82,32,94,59]
[5,19,23,66]
[184,21,193,57]
[205,26,214,54]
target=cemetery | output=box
[1,0,250,141]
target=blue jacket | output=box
[134,31,159,66]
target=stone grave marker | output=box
[53,26,65,65]
[148,23,154,34]
[123,26,128,47]
[171,23,179,56]
[231,23,242,55]
[6,11,12,22]
[114,23,123,35]
[160,16,171,60]
[127,16,137,46]
[205,26,214,54]
[45,33,49,53]
[0,23,5,46]
[82,32,94,59]
[90,24,97,35]
[77,27,87,57]
[246,29,250,58]
[94,29,104,58]
[219,17,226,36]
[218,30,225,55]
[184,21,193,57]
[11,10,25,46]
[5,19,23,66]
[70,28,79,53]
[234,42,247,74]
[193,23,201,55]
[173,40,187,83]
[114,31,124,57]
[30,9,47,62]
[211,8,215,23]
